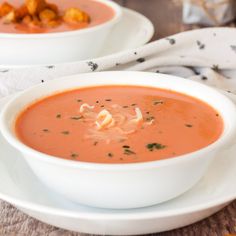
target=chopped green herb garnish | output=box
[122,145,130,149]
[146,143,155,150]
[185,124,193,128]
[146,143,166,151]
[56,114,61,119]
[42,129,49,132]
[146,116,155,122]
[70,116,83,120]
[77,99,83,102]
[108,153,113,157]
[155,143,166,149]
[153,100,164,105]
[61,131,70,135]
[124,149,136,155]
[71,153,78,158]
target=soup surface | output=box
[15,86,223,164]
[0,0,114,33]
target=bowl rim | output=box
[0,0,122,39]
[1,71,236,171]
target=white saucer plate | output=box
[0,92,236,235]
[0,8,154,68]
[99,7,154,56]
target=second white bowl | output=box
[0,0,122,65]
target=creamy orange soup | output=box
[0,0,114,33]
[15,86,223,164]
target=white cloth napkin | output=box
[1,27,236,98]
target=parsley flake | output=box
[124,149,136,155]
[185,124,193,128]
[153,100,164,105]
[146,116,155,122]
[61,131,70,135]
[146,143,166,151]
[70,116,83,120]
[71,153,78,159]
[108,153,113,157]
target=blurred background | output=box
[114,0,236,40]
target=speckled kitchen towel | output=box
[1,27,236,97]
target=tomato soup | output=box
[0,0,114,33]
[15,86,223,164]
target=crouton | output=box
[15,5,28,21]
[63,8,90,24]
[2,11,15,24]
[47,3,58,14]
[0,2,14,17]
[31,15,42,26]
[46,19,61,28]
[25,0,47,15]
[22,14,32,24]
[39,8,57,23]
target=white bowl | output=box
[0,0,122,65]
[1,71,236,209]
